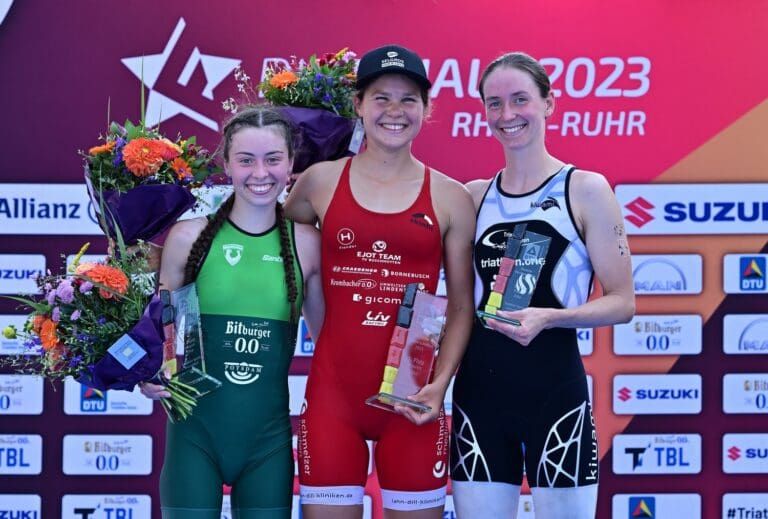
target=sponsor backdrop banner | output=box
[1,1,767,518]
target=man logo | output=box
[531,196,561,211]
[337,228,355,246]
[122,18,241,132]
[738,317,768,352]
[300,398,308,415]
[628,496,655,517]
[223,244,243,266]
[433,460,446,478]
[372,240,387,253]
[624,197,655,228]
[223,362,263,384]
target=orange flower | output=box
[40,318,60,351]
[84,264,129,299]
[88,141,116,155]
[170,157,191,179]
[122,138,166,177]
[74,262,97,276]
[159,139,183,160]
[32,314,46,334]
[269,70,298,89]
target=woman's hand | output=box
[486,307,553,346]
[139,381,171,400]
[394,382,446,425]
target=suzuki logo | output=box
[728,446,741,461]
[121,18,241,131]
[618,387,632,402]
[625,197,655,228]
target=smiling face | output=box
[224,126,293,208]
[354,73,427,152]
[482,66,554,151]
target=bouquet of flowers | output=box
[1,242,203,422]
[84,113,220,245]
[222,48,359,173]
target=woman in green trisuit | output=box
[141,105,323,519]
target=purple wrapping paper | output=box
[77,293,165,391]
[92,183,195,245]
[280,106,356,173]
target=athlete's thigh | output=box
[450,400,525,485]
[298,383,369,507]
[451,481,521,519]
[525,376,598,489]
[160,424,224,516]
[231,443,293,519]
[530,486,597,519]
[374,409,448,512]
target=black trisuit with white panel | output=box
[451,165,599,517]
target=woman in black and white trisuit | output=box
[450,52,635,519]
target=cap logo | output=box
[386,51,398,58]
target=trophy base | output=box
[365,392,432,414]
[476,310,521,327]
[173,366,222,397]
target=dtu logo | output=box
[625,197,655,228]
[629,496,655,517]
[740,257,766,291]
[122,18,241,131]
[728,446,741,461]
[618,387,632,402]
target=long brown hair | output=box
[182,105,300,327]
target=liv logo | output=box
[122,18,240,131]
[740,257,766,291]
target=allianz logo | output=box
[0,197,91,221]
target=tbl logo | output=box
[624,197,655,228]
[629,496,655,517]
[122,18,240,131]
[740,256,766,291]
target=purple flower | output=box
[98,316,107,325]
[68,355,83,368]
[203,177,215,188]
[79,281,93,294]
[46,290,57,305]
[71,309,81,321]
[323,94,332,103]
[56,280,75,304]
[52,307,60,322]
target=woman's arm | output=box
[397,177,476,425]
[294,222,324,341]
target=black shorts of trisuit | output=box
[450,327,598,488]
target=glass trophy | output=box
[366,283,448,414]
[476,223,552,327]
[165,283,221,398]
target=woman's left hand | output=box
[486,307,552,346]
[394,382,446,425]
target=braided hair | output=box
[182,105,300,328]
